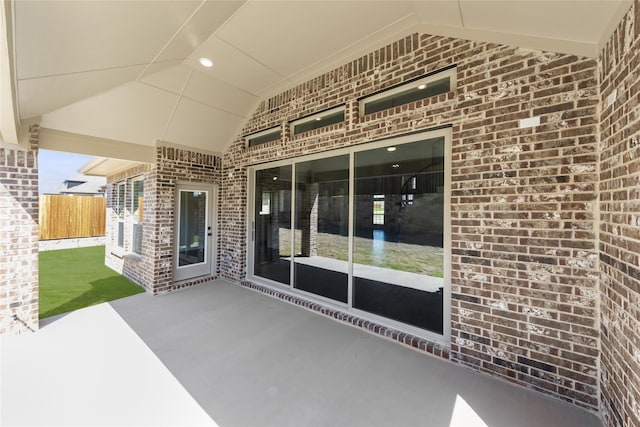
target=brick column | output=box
[0,125,39,334]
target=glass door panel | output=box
[293,155,349,303]
[174,183,214,281]
[177,190,207,266]
[254,166,292,285]
[353,137,445,334]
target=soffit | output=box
[212,1,418,78]
[9,0,630,158]
[40,82,179,146]
[14,1,202,79]
[459,0,624,43]
[79,157,146,177]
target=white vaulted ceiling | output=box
[6,0,631,159]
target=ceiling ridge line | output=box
[209,0,250,38]
[140,62,259,100]
[207,74,262,99]
[281,12,416,89]
[160,68,193,141]
[18,61,178,82]
[136,0,208,82]
[214,35,290,81]
[457,0,465,28]
[409,0,423,25]
[187,67,261,99]
[184,0,252,61]
[136,79,245,120]
[177,94,246,119]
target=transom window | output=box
[291,106,345,136]
[360,66,456,116]
[246,127,281,148]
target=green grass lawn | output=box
[280,229,444,277]
[39,245,145,319]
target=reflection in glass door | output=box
[175,183,215,281]
[294,155,349,303]
[253,165,292,285]
[353,138,444,334]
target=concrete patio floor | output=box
[2,279,603,427]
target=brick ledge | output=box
[156,275,219,294]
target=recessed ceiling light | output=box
[417,84,427,90]
[315,117,322,121]
[392,163,400,168]
[199,57,213,68]
[272,176,278,181]
[387,147,396,152]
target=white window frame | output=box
[359,66,457,117]
[116,182,126,249]
[245,126,282,148]
[372,195,385,225]
[130,176,144,256]
[246,128,452,345]
[174,182,217,281]
[290,106,345,137]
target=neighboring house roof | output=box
[51,174,106,196]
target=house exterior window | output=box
[373,195,385,225]
[359,66,456,116]
[246,127,281,148]
[290,106,345,136]
[116,182,125,248]
[131,177,144,255]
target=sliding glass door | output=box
[294,155,350,303]
[253,165,292,285]
[353,139,444,334]
[249,130,448,338]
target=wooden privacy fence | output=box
[39,195,106,240]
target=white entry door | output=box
[174,183,217,281]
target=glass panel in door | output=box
[175,183,216,281]
[254,166,292,285]
[293,155,349,303]
[353,137,445,334]
[177,190,208,267]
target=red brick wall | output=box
[105,145,222,294]
[221,33,601,408]
[151,146,222,294]
[105,163,154,291]
[0,125,39,333]
[599,2,640,426]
